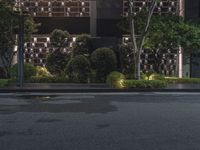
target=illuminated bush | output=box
[106,71,125,89]
[36,66,52,77]
[141,72,164,80]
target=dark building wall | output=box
[185,0,200,22]
[34,17,90,35]
[96,0,123,37]
[190,50,200,78]
[32,0,124,37]
[185,0,200,77]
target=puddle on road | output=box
[36,118,63,123]
[0,95,118,114]
[96,124,110,129]
[17,95,57,100]
[0,129,39,138]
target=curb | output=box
[0,88,200,93]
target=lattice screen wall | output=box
[16,0,90,17]
[24,35,73,66]
[26,35,177,76]
[123,0,179,16]
[123,36,178,76]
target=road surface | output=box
[0,92,200,150]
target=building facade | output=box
[18,0,182,76]
[184,0,200,77]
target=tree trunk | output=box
[129,0,158,80]
[129,0,139,79]
[136,52,141,79]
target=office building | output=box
[18,0,181,76]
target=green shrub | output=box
[73,34,93,57]
[124,80,167,88]
[46,50,69,75]
[88,69,97,83]
[91,47,117,82]
[165,77,200,84]
[106,71,125,89]
[36,66,52,77]
[66,55,90,83]
[0,79,10,87]
[11,63,36,80]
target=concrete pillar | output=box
[90,0,97,37]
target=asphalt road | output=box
[0,92,200,150]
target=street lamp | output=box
[16,0,25,87]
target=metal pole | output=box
[178,0,185,78]
[17,13,24,87]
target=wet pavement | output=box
[1,92,200,150]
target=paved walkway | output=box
[166,84,200,89]
[5,83,110,89]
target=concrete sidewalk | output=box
[1,83,200,93]
[6,83,110,89]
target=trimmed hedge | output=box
[124,80,167,88]
[0,79,10,87]
[28,76,70,83]
[165,77,200,84]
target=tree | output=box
[146,15,200,52]
[50,29,71,49]
[0,0,37,78]
[118,44,135,78]
[121,1,200,78]
[145,15,200,74]
[128,0,158,79]
[46,29,71,75]
[73,34,93,57]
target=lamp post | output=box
[178,0,185,78]
[17,0,24,87]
